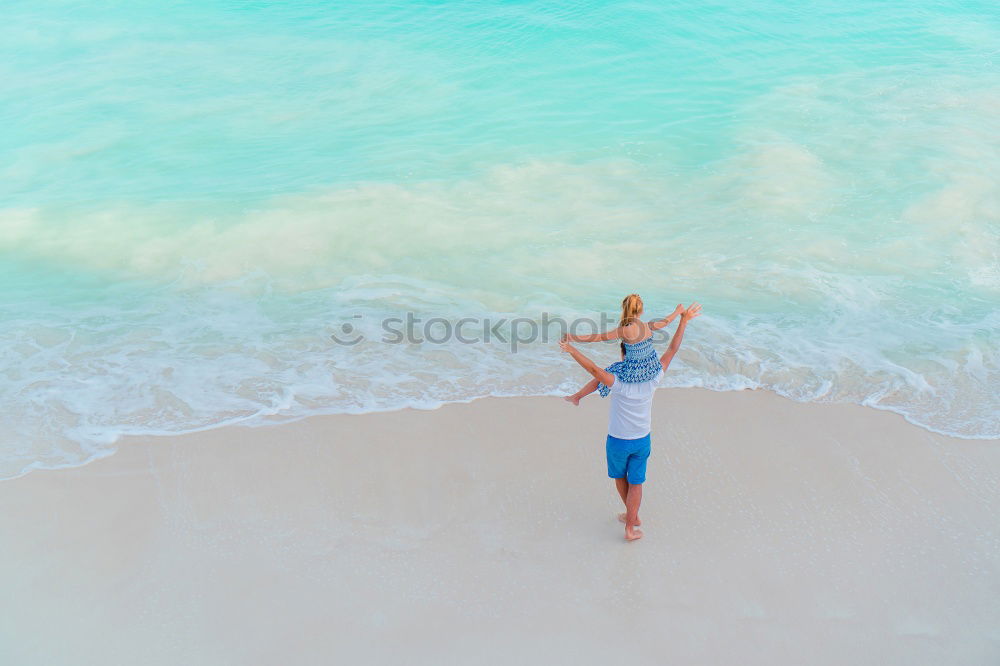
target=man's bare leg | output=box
[614,477,628,503]
[615,478,640,526]
[624,483,643,541]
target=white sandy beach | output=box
[2,388,999,665]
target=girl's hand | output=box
[559,337,575,353]
[681,303,702,320]
[672,304,684,316]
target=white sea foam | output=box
[1,259,996,479]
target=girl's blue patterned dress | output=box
[598,336,662,397]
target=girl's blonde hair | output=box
[619,293,643,328]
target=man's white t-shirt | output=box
[607,368,663,439]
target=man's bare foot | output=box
[564,395,581,406]
[625,526,644,541]
[618,512,641,526]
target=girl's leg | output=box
[564,378,600,406]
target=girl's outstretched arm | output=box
[565,321,639,343]
[649,304,685,331]
[564,378,600,406]
[559,339,616,387]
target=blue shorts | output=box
[606,433,651,485]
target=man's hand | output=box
[681,302,702,321]
[660,302,700,370]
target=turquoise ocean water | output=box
[2,1,998,478]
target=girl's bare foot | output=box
[618,512,641,526]
[625,526,644,541]
[564,395,581,406]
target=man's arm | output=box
[559,338,616,387]
[659,303,701,371]
[649,304,684,332]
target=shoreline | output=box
[6,384,995,483]
[2,388,999,664]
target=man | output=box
[559,303,701,541]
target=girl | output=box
[564,294,684,403]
